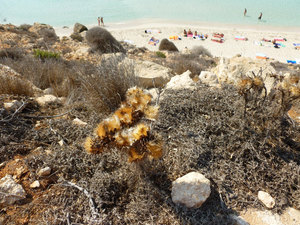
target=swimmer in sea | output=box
[258,12,262,20]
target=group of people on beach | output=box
[97,17,104,26]
[183,29,208,39]
[244,8,263,20]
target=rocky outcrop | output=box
[73,23,88,34]
[171,172,211,208]
[211,56,277,92]
[0,175,26,205]
[134,60,172,88]
[35,94,63,106]
[28,23,58,42]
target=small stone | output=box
[171,171,211,208]
[3,100,22,111]
[258,191,275,209]
[37,167,51,177]
[30,181,40,189]
[72,118,87,126]
[0,162,6,169]
[58,140,64,146]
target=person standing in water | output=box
[258,12,262,20]
[101,17,104,26]
[97,17,101,26]
[244,8,247,16]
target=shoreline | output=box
[54,19,300,63]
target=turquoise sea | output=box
[1,0,300,27]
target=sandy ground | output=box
[55,19,300,63]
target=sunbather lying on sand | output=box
[148,37,159,46]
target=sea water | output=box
[1,0,300,27]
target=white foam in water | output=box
[1,0,300,27]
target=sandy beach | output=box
[55,19,300,63]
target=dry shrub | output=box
[190,45,212,58]
[70,32,83,42]
[166,46,215,76]
[0,47,24,60]
[18,24,32,31]
[39,28,59,43]
[85,27,125,54]
[0,75,35,96]
[0,56,77,97]
[159,38,178,52]
[80,57,138,115]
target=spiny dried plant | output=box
[84,87,162,162]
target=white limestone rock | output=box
[0,175,26,205]
[73,118,87,126]
[37,167,51,177]
[134,60,172,88]
[171,172,211,208]
[258,191,275,209]
[165,70,195,90]
[30,181,40,189]
[35,94,60,106]
[199,71,219,86]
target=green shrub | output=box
[156,51,166,58]
[33,49,60,60]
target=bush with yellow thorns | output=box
[84,87,162,162]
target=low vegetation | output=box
[156,51,166,58]
[33,49,60,60]
[85,27,125,54]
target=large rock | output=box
[211,56,277,92]
[0,175,26,205]
[165,70,195,90]
[171,172,211,208]
[73,23,88,33]
[134,60,172,88]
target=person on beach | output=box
[187,29,193,36]
[244,8,247,16]
[183,29,187,37]
[97,17,101,26]
[101,17,104,26]
[258,12,262,20]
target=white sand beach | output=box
[55,19,300,63]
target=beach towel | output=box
[256,53,268,59]
[293,43,300,46]
[287,59,300,64]
[169,35,180,40]
[213,33,224,38]
[148,37,159,46]
[145,29,161,34]
[274,38,286,42]
[235,36,248,41]
[124,40,134,44]
[187,34,193,37]
[211,37,224,43]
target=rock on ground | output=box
[258,191,276,209]
[171,171,211,208]
[0,175,26,205]
[165,70,195,90]
[134,60,172,88]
